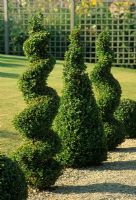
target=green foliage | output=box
[8,0,28,55]
[23,32,50,62]
[103,119,125,150]
[115,99,136,138]
[29,12,45,34]
[14,140,62,190]
[18,59,55,102]
[13,14,62,189]
[0,154,27,200]
[54,28,107,167]
[0,15,4,53]
[91,30,125,150]
[10,23,28,55]
[23,13,50,62]
[14,96,59,139]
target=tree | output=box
[91,30,125,150]
[13,13,62,190]
[54,28,107,167]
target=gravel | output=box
[28,139,136,200]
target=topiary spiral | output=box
[54,28,107,168]
[91,30,125,150]
[115,98,136,138]
[0,154,27,200]
[13,13,62,190]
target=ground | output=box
[0,54,136,200]
[28,139,136,200]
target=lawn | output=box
[0,54,136,155]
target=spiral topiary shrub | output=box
[115,99,136,138]
[0,154,27,200]
[13,13,62,190]
[91,30,125,150]
[54,28,107,168]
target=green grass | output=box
[0,54,136,155]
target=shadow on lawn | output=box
[0,72,19,79]
[53,183,136,195]
[0,62,25,68]
[0,130,18,139]
[0,55,26,61]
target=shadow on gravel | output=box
[115,147,136,153]
[80,160,136,171]
[53,183,136,195]
[102,160,136,170]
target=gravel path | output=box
[28,139,136,200]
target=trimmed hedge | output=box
[115,99,136,138]
[54,28,107,167]
[0,154,27,200]
[13,13,62,190]
[91,30,125,150]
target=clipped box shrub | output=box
[13,13,62,190]
[0,154,27,200]
[54,28,107,168]
[14,139,62,189]
[91,30,125,150]
[115,99,136,138]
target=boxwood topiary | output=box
[13,13,62,190]
[115,98,136,138]
[91,30,125,150]
[0,154,27,200]
[54,28,107,168]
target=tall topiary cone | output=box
[13,13,62,190]
[91,30,125,150]
[54,29,107,168]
